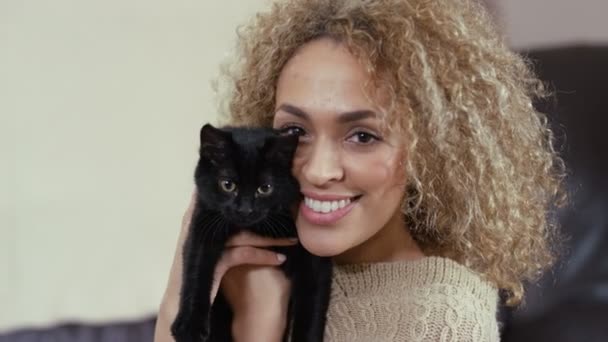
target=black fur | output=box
[170,124,332,342]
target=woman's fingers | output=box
[225,230,298,248]
[210,246,287,302]
[220,246,287,273]
[208,230,299,302]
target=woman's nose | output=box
[300,140,344,187]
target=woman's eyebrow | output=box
[276,104,309,120]
[276,103,377,123]
[336,110,377,123]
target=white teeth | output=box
[331,201,339,211]
[313,200,322,212]
[304,197,352,213]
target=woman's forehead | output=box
[275,41,384,113]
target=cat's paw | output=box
[171,316,210,342]
[170,318,199,342]
[171,327,206,342]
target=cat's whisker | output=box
[266,215,291,238]
[197,215,215,245]
[274,216,291,235]
[276,212,292,221]
[269,213,289,228]
[200,213,222,244]
[214,217,229,243]
[194,213,213,246]
[262,216,279,238]
[259,220,273,238]
[207,214,226,244]
[272,212,295,226]
[277,217,289,234]
[263,218,282,238]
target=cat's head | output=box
[194,124,300,228]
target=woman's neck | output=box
[333,212,425,265]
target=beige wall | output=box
[0,0,269,332]
[486,0,608,49]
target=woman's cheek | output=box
[291,145,311,177]
[343,152,398,187]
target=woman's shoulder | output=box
[328,257,501,341]
[410,256,499,307]
[331,256,498,308]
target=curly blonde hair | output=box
[218,0,568,306]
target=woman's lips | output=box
[299,197,359,226]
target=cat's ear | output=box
[199,124,232,164]
[263,134,299,163]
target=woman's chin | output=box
[300,238,344,257]
[296,226,350,257]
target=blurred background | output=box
[1,0,606,341]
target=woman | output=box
[155,0,566,341]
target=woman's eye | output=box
[219,180,237,193]
[348,131,380,144]
[280,125,306,137]
[256,184,273,196]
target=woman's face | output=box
[273,38,412,262]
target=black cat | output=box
[170,124,332,342]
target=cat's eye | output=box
[256,184,273,196]
[219,180,237,193]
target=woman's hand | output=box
[154,191,297,342]
[215,231,297,341]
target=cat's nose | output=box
[238,206,253,216]
[239,209,253,216]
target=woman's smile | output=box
[299,191,363,226]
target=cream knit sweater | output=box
[324,256,500,341]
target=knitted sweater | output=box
[324,256,500,341]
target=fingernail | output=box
[277,254,286,262]
[288,237,299,242]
